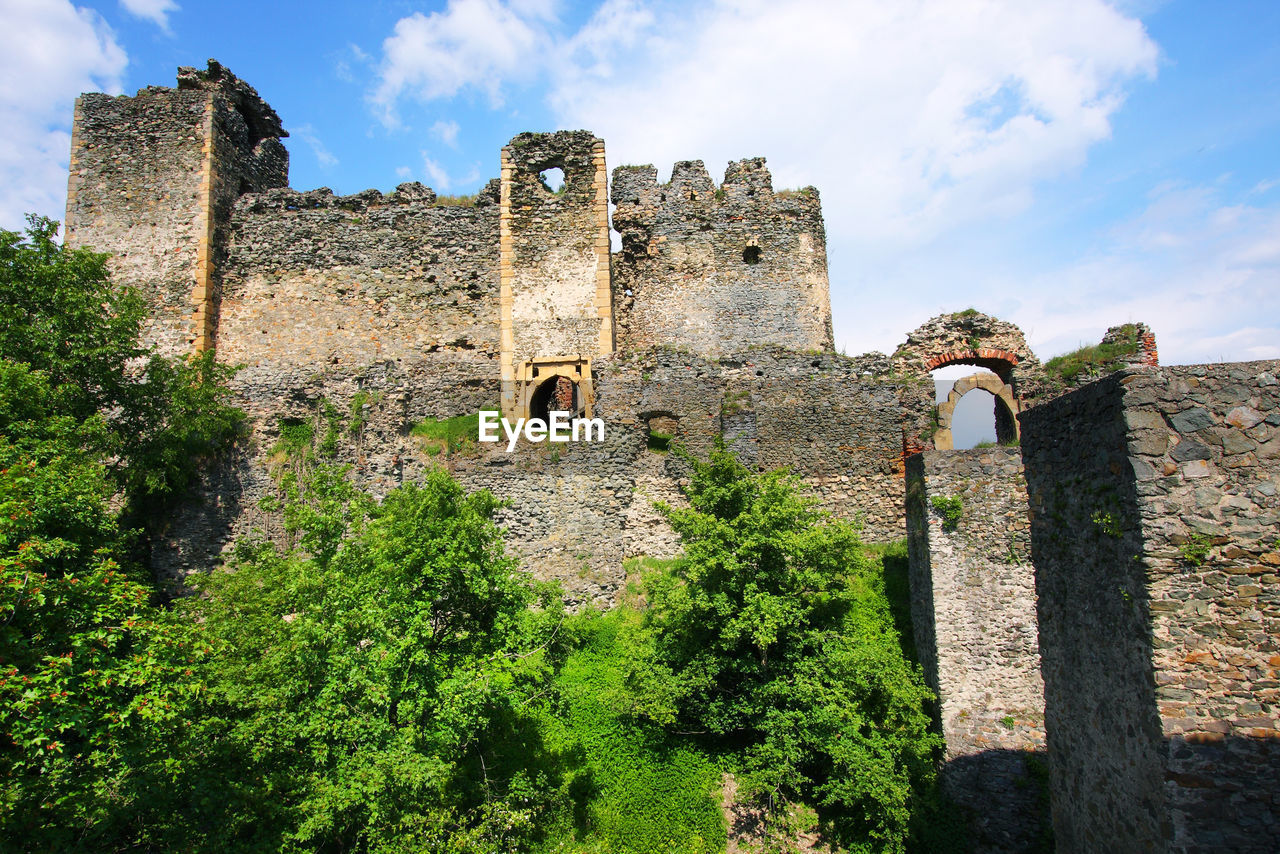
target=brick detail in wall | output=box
[922,348,1022,371]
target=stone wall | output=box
[154,347,931,605]
[905,448,1047,852]
[611,159,833,356]
[218,182,500,382]
[1021,362,1280,853]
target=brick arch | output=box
[933,372,1020,450]
[923,348,1022,383]
[893,311,1041,385]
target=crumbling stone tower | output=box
[499,131,613,421]
[65,60,288,356]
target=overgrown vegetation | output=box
[1178,533,1214,566]
[930,495,964,531]
[0,216,244,848]
[411,408,498,456]
[1,215,968,851]
[433,194,478,207]
[647,429,673,453]
[1042,323,1141,385]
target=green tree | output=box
[0,216,242,850]
[643,445,943,853]
[0,215,243,523]
[148,465,567,852]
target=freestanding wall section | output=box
[1021,362,1280,853]
[905,447,1048,852]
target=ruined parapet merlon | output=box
[177,59,286,144]
[611,157,832,356]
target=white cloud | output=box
[0,0,127,231]
[431,119,461,148]
[366,1,1279,365]
[371,0,550,127]
[293,123,339,168]
[371,0,1155,246]
[548,0,1157,250]
[119,0,178,32]
[1011,184,1280,366]
[421,154,452,190]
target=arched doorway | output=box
[932,369,1020,450]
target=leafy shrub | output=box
[638,445,943,852]
[930,495,963,531]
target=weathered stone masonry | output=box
[1021,363,1280,854]
[67,61,288,357]
[905,448,1047,853]
[67,61,956,604]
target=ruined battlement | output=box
[611,158,831,356]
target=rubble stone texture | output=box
[1021,362,1280,854]
[611,159,833,355]
[905,448,1048,853]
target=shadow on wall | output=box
[943,749,1053,854]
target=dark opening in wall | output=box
[530,375,578,423]
[743,245,761,265]
[539,166,565,194]
[645,414,678,454]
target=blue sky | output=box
[2,0,1278,372]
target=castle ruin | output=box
[64,61,1278,853]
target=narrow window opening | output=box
[539,167,565,194]
[743,245,761,265]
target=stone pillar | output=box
[497,131,613,422]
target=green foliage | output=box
[434,194,478,207]
[1178,534,1214,566]
[0,216,243,520]
[156,466,567,852]
[930,495,963,531]
[1091,509,1123,539]
[641,445,943,852]
[721,389,751,416]
[348,390,380,435]
[866,541,920,666]
[412,409,498,456]
[1042,324,1141,385]
[647,430,673,453]
[0,216,242,850]
[533,610,726,853]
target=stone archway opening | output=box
[931,365,1020,450]
[529,374,580,423]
